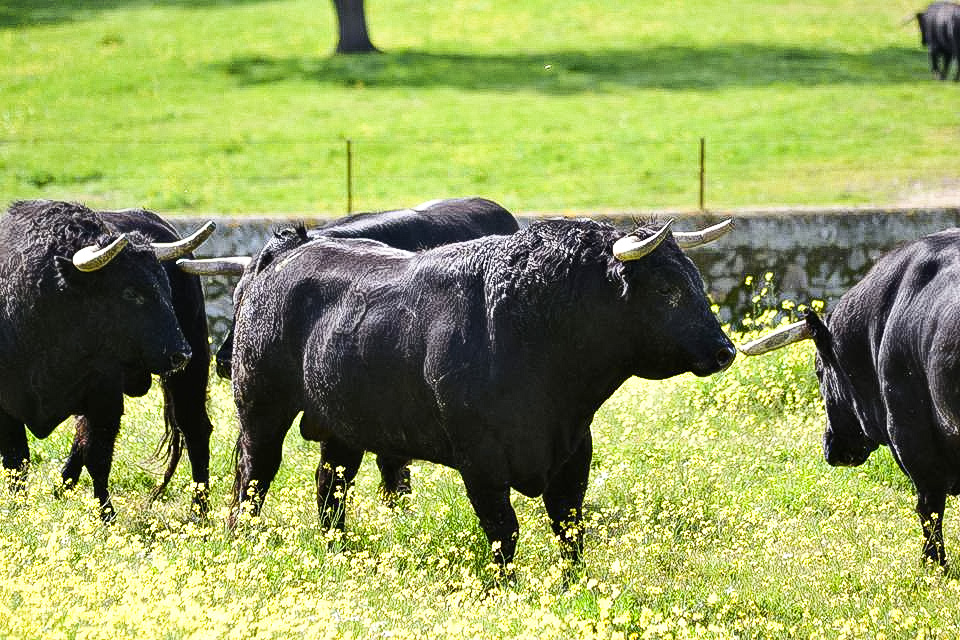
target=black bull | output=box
[741,228,960,567]
[0,200,215,517]
[183,197,521,498]
[917,2,960,80]
[228,217,736,566]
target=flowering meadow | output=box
[2,327,960,638]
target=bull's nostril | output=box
[716,346,736,368]
[169,350,192,372]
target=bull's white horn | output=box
[151,220,217,261]
[176,256,251,275]
[738,320,812,356]
[673,219,734,249]
[612,219,674,262]
[72,234,130,272]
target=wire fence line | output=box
[0,135,944,212]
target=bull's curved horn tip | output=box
[612,219,674,262]
[673,218,735,249]
[176,256,251,275]
[72,234,130,272]
[151,220,218,261]
[736,320,812,356]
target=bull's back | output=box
[316,197,519,250]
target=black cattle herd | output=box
[1,195,959,571]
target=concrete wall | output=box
[169,206,960,345]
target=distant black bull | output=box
[195,197,520,380]
[741,228,960,566]
[0,200,215,517]
[917,2,960,80]
[180,196,520,498]
[228,216,735,566]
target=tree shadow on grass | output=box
[213,45,926,93]
[0,0,269,28]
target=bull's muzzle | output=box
[163,348,193,376]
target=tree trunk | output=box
[332,0,379,54]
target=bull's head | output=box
[62,221,216,376]
[610,219,736,379]
[739,310,879,466]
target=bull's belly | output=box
[300,411,461,467]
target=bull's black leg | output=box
[461,476,519,569]
[315,438,364,530]
[931,51,943,78]
[58,417,88,497]
[231,402,298,527]
[79,416,122,522]
[0,412,29,493]
[543,431,592,564]
[162,375,215,516]
[232,431,286,526]
[375,454,412,503]
[917,490,948,567]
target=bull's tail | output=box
[149,385,184,502]
[229,434,244,509]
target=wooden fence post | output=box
[699,137,706,211]
[346,138,354,213]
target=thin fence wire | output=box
[0,136,950,212]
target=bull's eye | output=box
[122,287,145,305]
[657,285,674,296]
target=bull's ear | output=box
[803,310,833,359]
[53,256,82,289]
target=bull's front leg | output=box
[461,475,519,570]
[59,420,86,495]
[917,490,948,568]
[78,415,122,522]
[543,431,592,564]
[0,412,29,493]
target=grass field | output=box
[1,1,957,213]
[2,331,959,639]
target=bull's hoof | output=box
[99,500,117,523]
[377,484,412,509]
[53,478,77,500]
[191,485,210,519]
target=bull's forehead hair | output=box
[629,215,667,236]
[8,199,115,250]
[271,222,308,241]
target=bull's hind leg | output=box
[315,438,364,530]
[917,490,948,567]
[0,412,29,493]
[231,398,299,527]
[375,454,412,503]
[161,371,215,516]
[543,432,592,563]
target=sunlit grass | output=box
[1,1,957,213]
[2,320,959,638]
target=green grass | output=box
[1,0,956,214]
[2,333,960,638]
